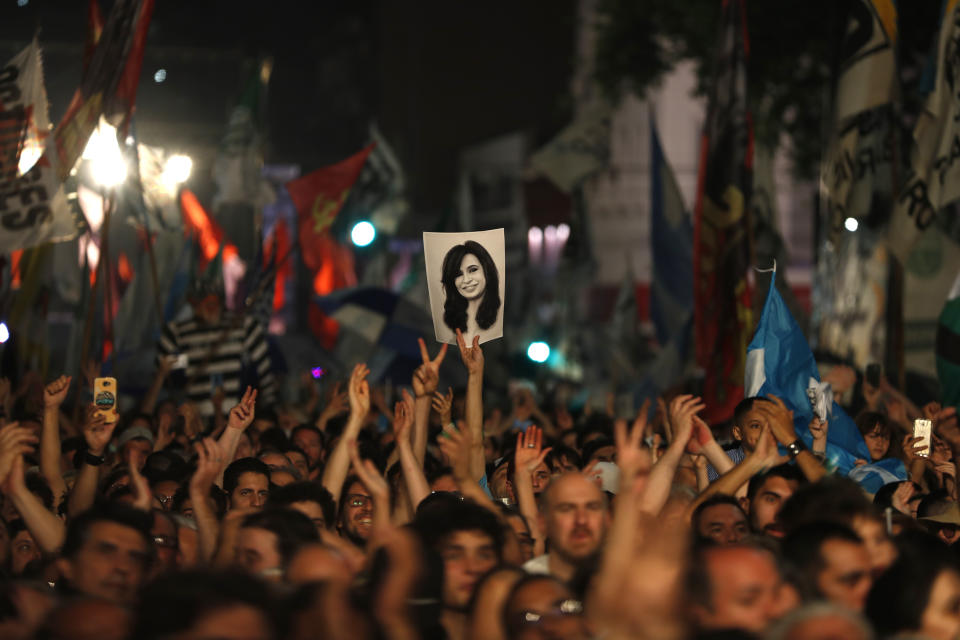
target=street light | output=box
[162,154,193,188]
[527,341,550,363]
[83,121,127,187]
[844,217,859,232]
[351,221,376,247]
[0,322,9,344]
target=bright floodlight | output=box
[527,341,550,363]
[0,322,9,344]
[163,154,193,186]
[351,221,376,247]
[83,122,127,187]
[154,69,167,83]
[844,217,859,232]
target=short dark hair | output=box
[733,396,769,428]
[581,438,615,464]
[267,482,335,528]
[692,495,746,533]
[440,240,501,331]
[240,508,319,568]
[130,570,280,640]
[413,496,505,560]
[780,522,863,601]
[61,503,153,561]
[545,446,582,473]
[258,427,290,451]
[777,476,878,535]
[746,464,805,501]
[855,411,893,439]
[223,458,271,495]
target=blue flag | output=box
[745,271,872,474]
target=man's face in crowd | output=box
[697,503,749,545]
[235,433,255,461]
[815,538,872,612]
[230,472,269,510]
[340,481,373,542]
[286,450,310,480]
[490,463,512,502]
[587,445,616,465]
[732,405,768,453]
[921,569,960,640]
[260,452,291,471]
[57,521,151,604]
[11,529,41,575]
[192,293,222,326]
[851,515,897,577]
[748,475,798,537]
[153,480,179,511]
[293,431,323,468]
[290,500,327,533]
[540,473,609,564]
[439,529,499,609]
[531,462,551,494]
[122,439,152,471]
[270,469,297,487]
[505,578,590,640]
[235,526,282,580]
[695,546,787,633]
[507,513,535,563]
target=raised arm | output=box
[3,451,65,553]
[393,390,430,512]
[348,439,392,545]
[40,375,71,506]
[190,438,227,564]
[512,426,550,556]
[68,406,116,517]
[412,339,447,462]
[322,364,370,505]
[638,395,701,515]
[215,387,257,483]
[455,329,486,480]
[758,396,826,484]
[141,356,174,415]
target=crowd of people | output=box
[0,299,959,640]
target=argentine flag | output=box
[745,271,872,474]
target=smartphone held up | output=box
[93,377,119,424]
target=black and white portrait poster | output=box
[423,229,505,345]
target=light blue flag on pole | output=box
[745,270,875,475]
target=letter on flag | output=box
[693,0,754,422]
[286,144,375,272]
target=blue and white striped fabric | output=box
[745,271,871,474]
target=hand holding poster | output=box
[423,230,505,345]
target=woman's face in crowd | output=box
[863,425,891,461]
[455,253,486,300]
[920,569,960,640]
[851,516,896,576]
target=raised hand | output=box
[686,416,714,456]
[348,439,389,503]
[455,328,483,376]
[43,375,71,410]
[614,405,651,484]
[0,422,37,486]
[749,424,790,470]
[891,481,916,515]
[128,449,153,511]
[154,412,175,451]
[413,338,447,397]
[392,390,415,443]
[82,405,115,456]
[437,423,473,483]
[902,434,927,463]
[666,395,705,448]
[348,364,371,417]
[514,425,552,475]
[756,395,797,445]
[809,416,829,453]
[227,386,258,431]
[432,387,453,426]
[190,438,226,492]
[924,402,944,424]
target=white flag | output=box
[888,0,960,261]
[0,39,75,252]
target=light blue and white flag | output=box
[745,270,872,474]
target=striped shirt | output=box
[157,314,277,417]
[707,446,746,482]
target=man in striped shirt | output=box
[157,284,277,419]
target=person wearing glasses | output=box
[503,575,590,640]
[336,475,374,546]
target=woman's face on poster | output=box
[455,253,486,300]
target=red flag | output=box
[693,0,754,422]
[263,220,292,313]
[179,189,237,270]
[286,144,374,271]
[112,0,155,136]
[83,0,104,73]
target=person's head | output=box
[414,496,504,610]
[150,509,179,574]
[539,472,609,567]
[692,495,750,545]
[856,411,894,461]
[337,476,373,545]
[235,508,319,581]
[441,240,501,332]
[765,602,875,640]
[285,543,352,586]
[732,397,772,453]
[36,596,131,640]
[57,503,154,603]
[580,437,616,466]
[918,499,960,546]
[130,570,280,640]
[469,566,525,640]
[745,464,805,537]
[267,481,335,533]
[258,449,291,471]
[781,522,872,612]
[866,546,960,640]
[291,426,324,468]
[223,458,271,510]
[117,420,154,471]
[188,281,223,326]
[503,508,536,563]
[502,575,590,640]
[687,542,789,633]
[7,519,41,576]
[545,446,582,476]
[282,447,311,481]
[151,478,180,512]
[173,514,199,570]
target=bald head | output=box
[538,472,609,568]
[542,472,606,511]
